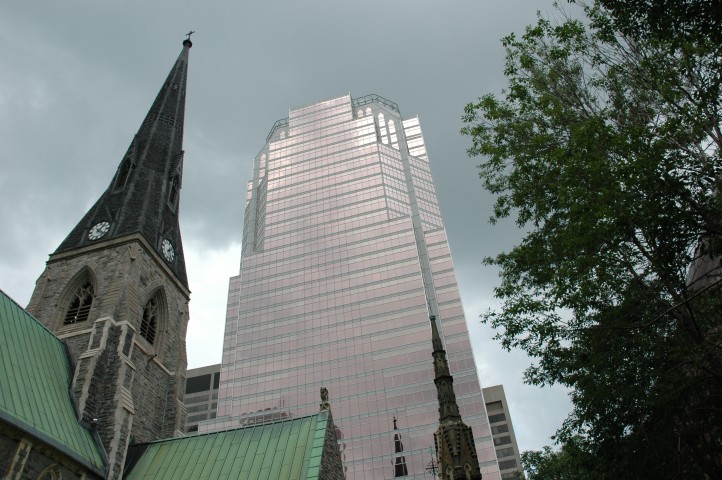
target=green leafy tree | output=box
[597,0,722,46]
[462,1,721,478]
[522,437,603,480]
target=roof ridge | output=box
[0,288,106,473]
[128,410,326,447]
[0,288,65,344]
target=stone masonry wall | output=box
[28,238,188,370]
[0,422,104,479]
[0,425,18,475]
[25,236,190,477]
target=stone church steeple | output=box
[54,37,192,287]
[27,37,194,479]
[430,315,482,480]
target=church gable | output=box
[0,289,106,477]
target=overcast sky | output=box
[0,0,574,454]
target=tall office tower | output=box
[213,94,499,479]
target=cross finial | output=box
[183,30,195,47]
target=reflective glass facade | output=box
[210,94,499,479]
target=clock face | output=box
[161,238,175,262]
[88,221,110,240]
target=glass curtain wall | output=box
[211,94,499,479]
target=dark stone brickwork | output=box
[435,423,482,480]
[122,331,133,356]
[319,413,346,480]
[71,350,91,412]
[26,238,189,479]
[19,446,85,480]
[109,415,131,480]
[127,350,182,441]
[0,422,104,479]
[67,333,92,364]
[15,40,192,480]
[50,44,191,287]
[0,425,21,477]
[89,324,121,429]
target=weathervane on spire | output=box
[186,30,195,40]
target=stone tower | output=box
[430,315,483,480]
[26,37,193,479]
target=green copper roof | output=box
[0,289,106,473]
[125,411,331,480]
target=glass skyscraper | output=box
[209,94,499,479]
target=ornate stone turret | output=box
[430,315,482,480]
[26,37,194,479]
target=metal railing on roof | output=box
[264,94,400,143]
[352,94,400,114]
[265,118,289,143]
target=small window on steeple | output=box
[168,176,180,210]
[141,296,158,344]
[64,281,94,324]
[114,158,133,190]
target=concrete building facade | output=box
[183,364,221,433]
[483,385,523,479]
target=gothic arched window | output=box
[114,158,133,190]
[64,281,94,324]
[168,175,180,211]
[37,465,61,480]
[140,296,159,344]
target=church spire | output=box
[431,315,461,422]
[54,38,192,286]
[430,315,482,480]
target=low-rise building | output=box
[483,385,523,479]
